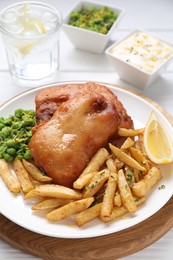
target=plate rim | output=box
[0,80,171,120]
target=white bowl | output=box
[105,29,173,89]
[62,1,125,54]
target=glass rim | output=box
[0,1,63,39]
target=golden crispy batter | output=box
[35,82,133,129]
[29,92,119,187]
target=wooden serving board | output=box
[0,197,173,260]
[0,83,173,260]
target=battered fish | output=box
[29,92,119,187]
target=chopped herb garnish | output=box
[126,173,133,181]
[100,170,105,177]
[130,47,134,53]
[90,183,95,189]
[158,184,165,190]
[134,198,141,202]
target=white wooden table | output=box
[0,0,173,259]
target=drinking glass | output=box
[0,2,62,86]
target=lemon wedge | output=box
[144,111,173,164]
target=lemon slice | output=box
[16,4,47,56]
[27,18,47,34]
[19,3,47,35]
[144,111,173,164]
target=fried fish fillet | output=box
[29,93,119,187]
[35,82,133,129]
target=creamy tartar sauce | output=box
[110,32,173,73]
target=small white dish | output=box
[105,29,173,89]
[62,1,125,54]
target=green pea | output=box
[4,118,12,126]
[0,143,6,152]
[17,153,24,160]
[0,123,5,130]
[1,126,11,137]
[3,153,13,162]
[23,150,32,160]
[23,119,34,127]
[0,117,4,124]
[13,122,21,129]
[6,139,17,148]
[7,148,16,156]
[28,110,35,117]
[15,109,24,118]
[26,130,32,137]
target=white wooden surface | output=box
[0,0,173,259]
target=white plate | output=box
[0,81,173,239]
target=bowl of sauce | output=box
[106,29,173,89]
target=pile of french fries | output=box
[0,127,162,227]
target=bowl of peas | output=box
[62,1,125,53]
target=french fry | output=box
[132,180,146,197]
[22,159,52,182]
[105,205,127,222]
[145,166,162,191]
[135,136,156,168]
[134,140,142,151]
[24,189,38,199]
[76,203,102,227]
[133,168,140,182]
[103,157,119,217]
[124,166,135,187]
[73,172,96,190]
[114,158,124,169]
[32,198,73,210]
[46,197,94,221]
[34,184,82,200]
[121,137,135,150]
[106,157,117,172]
[73,148,109,189]
[100,171,117,221]
[31,180,42,187]
[136,134,153,157]
[109,143,146,172]
[114,191,122,207]
[94,183,106,202]
[118,128,145,137]
[82,169,109,199]
[129,147,150,172]
[118,169,137,212]
[132,166,162,197]
[104,197,146,222]
[12,157,34,194]
[137,134,146,153]
[0,159,21,193]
